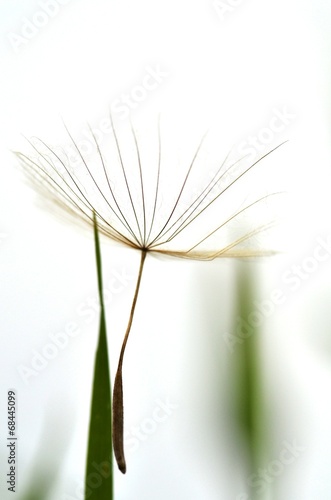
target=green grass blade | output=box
[85,212,113,500]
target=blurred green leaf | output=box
[233,263,268,498]
[20,478,54,500]
[237,265,263,466]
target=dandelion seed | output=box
[15,116,285,474]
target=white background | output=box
[1,1,331,499]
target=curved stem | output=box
[113,249,147,473]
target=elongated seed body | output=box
[112,249,147,473]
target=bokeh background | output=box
[1,1,331,498]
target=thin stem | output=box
[185,193,281,254]
[21,138,134,246]
[130,122,147,246]
[113,249,148,474]
[149,150,232,247]
[148,131,208,247]
[109,114,144,244]
[150,142,286,249]
[88,123,141,244]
